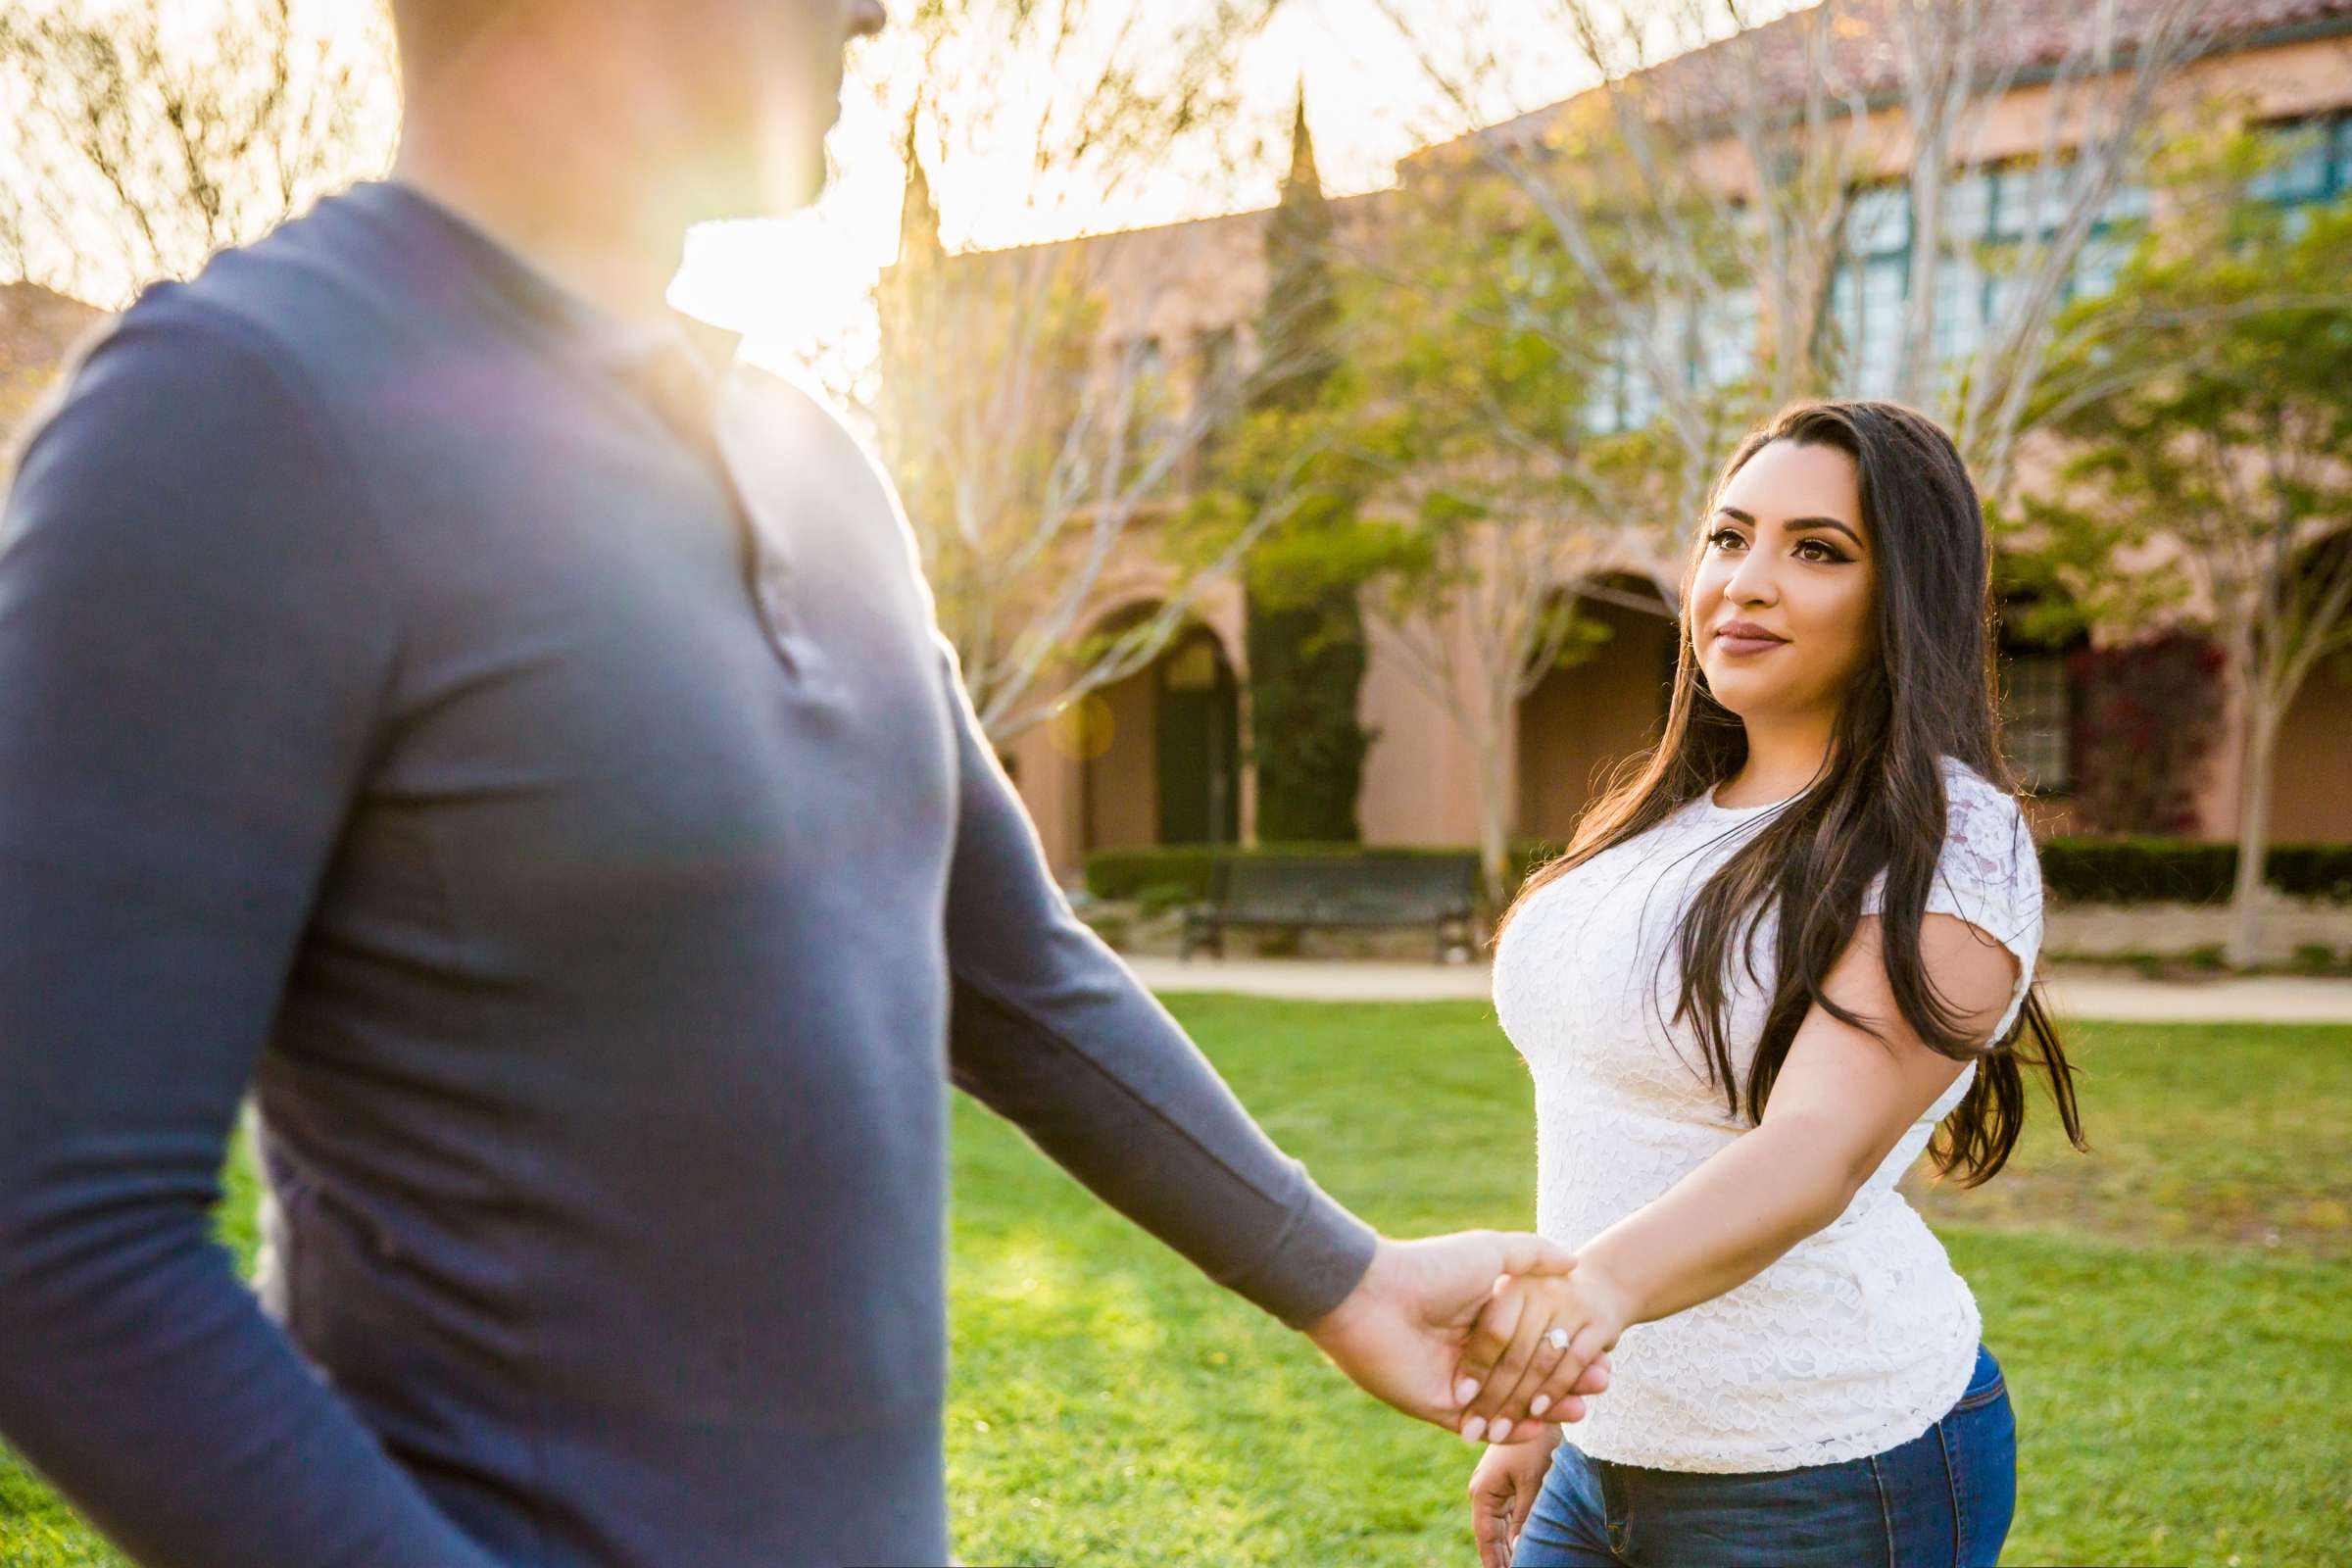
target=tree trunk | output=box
[1474,726,1514,926]
[2227,690,2280,968]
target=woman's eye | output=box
[1707,527,1848,563]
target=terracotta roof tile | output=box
[1454,0,2352,154]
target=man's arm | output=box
[926,635,1610,1430]
[929,631,1378,1329]
[0,310,500,1568]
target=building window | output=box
[1113,332,1175,465]
[1834,165,2148,397]
[1622,316,1667,431]
[1931,248,1983,363]
[1131,332,1168,406]
[1196,325,1240,400]
[1582,351,1628,434]
[1582,288,1755,434]
[1698,288,1757,389]
[1579,321,1662,435]
[1830,185,1910,398]
[2075,179,2150,304]
[2000,650,2073,794]
[2247,116,2339,204]
[2247,113,2352,241]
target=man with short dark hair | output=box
[0,4,1603,1564]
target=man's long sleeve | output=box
[0,312,501,1568]
[932,633,1379,1331]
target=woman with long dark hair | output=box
[1455,400,2086,1567]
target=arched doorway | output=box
[1152,628,1242,845]
[1078,619,1242,853]
[2263,527,2352,842]
[1516,574,1678,842]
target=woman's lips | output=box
[1717,633,1787,656]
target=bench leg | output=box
[1437,918,1473,964]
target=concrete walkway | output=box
[1123,955,2352,1024]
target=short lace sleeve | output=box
[1861,766,2044,1046]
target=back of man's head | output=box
[387,0,882,226]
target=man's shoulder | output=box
[122,182,420,393]
[14,182,464,496]
[12,278,343,509]
[2,205,403,573]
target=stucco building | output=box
[948,0,2352,881]
[0,282,105,476]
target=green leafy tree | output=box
[1227,93,1374,844]
[1325,174,1662,908]
[1373,0,2219,515]
[2010,127,2352,961]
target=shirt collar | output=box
[349,177,728,424]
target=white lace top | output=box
[1493,753,2042,1472]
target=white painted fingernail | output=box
[1491,1418,1513,1443]
[1455,1377,1482,1405]
[1530,1395,1551,1416]
[1461,1416,1487,1443]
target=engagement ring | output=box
[1545,1327,1570,1351]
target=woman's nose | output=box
[1723,553,1779,607]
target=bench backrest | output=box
[1206,855,1476,921]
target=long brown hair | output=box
[1498,399,2084,1188]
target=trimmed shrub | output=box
[2038,838,2352,904]
[1086,837,2352,907]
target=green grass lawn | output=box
[6,999,2348,1566]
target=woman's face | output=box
[1690,438,1877,723]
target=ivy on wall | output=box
[2066,631,2226,836]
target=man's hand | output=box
[1301,1233,1611,1436]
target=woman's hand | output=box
[1302,1233,1610,1432]
[1455,1264,1637,1443]
[1468,1420,1560,1568]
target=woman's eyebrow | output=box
[1711,505,1864,549]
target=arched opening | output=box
[1077,615,1242,854]
[2269,528,2352,842]
[1516,573,1678,842]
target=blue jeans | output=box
[1512,1343,2016,1567]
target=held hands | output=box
[1302,1233,1612,1437]
[1452,1260,1638,1444]
[1456,1266,1636,1567]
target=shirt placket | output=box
[609,335,813,679]
[708,366,837,690]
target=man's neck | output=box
[397,69,761,380]
[390,132,675,319]
[391,138,743,384]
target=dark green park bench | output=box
[1179,853,1479,964]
